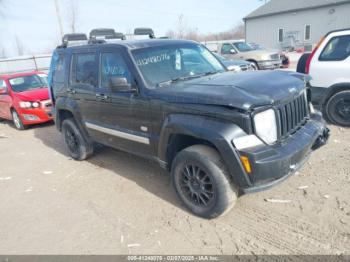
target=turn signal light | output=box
[240,156,252,174]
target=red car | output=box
[0,71,53,129]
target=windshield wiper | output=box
[157,71,219,87]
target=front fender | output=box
[158,114,252,188]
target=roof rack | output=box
[125,27,156,40]
[57,27,157,49]
[60,33,88,48]
[89,28,125,43]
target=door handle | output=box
[96,93,109,100]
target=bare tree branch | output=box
[165,15,245,42]
[15,36,25,56]
[67,0,79,33]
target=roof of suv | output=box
[60,39,197,51]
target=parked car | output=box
[212,53,257,72]
[204,41,282,70]
[297,28,350,126]
[51,29,329,219]
[248,42,290,68]
[0,71,53,129]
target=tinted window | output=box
[71,53,97,86]
[305,25,311,41]
[221,44,234,54]
[278,29,284,43]
[101,53,134,88]
[53,55,65,83]
[319,35,350,61]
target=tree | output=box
[0,48,6,59]
[67,0,79,33]
[15,36,25,56]
[54,0,64,37]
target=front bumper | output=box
[18,107,53,125]
[258,60,282,70]
[238,113,329,194]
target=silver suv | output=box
[204,41,282,70]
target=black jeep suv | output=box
[50,29,329,218]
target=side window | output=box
[100,52,134,88]
[0,79,7,93]
[221,44,234,54]
[71,53,97,86]
[53,54,66,83]
[278,28,284,43]
[319,35,350,61]
[305,25,311,41]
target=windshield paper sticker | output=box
[136,53,170,66]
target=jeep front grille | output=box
[277,93,309,138]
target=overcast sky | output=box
[0,0,262,56]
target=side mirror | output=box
[109,77,136,92]
[230,49,237,54]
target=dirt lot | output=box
[0,120,349,255]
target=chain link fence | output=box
[0,54,52,74]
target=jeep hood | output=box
[150,71,307,111]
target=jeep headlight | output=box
[254,109,278,145]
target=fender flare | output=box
[54,97,92,143]
[158,114,252,188]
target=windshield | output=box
[233,42,254,52]
[132,43,225,87]
[9,74,47,93]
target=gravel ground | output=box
[0,120,349,255]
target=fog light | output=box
[240,156,252,174]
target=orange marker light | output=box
[240,156,252,174]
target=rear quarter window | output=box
[53,54,66,83]
[319,35,350,61]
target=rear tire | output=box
[11,110,26,130]
[325,90,350,127]
[171,145,238,219]
[62,118,94,160]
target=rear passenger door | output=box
[69,50,103,134]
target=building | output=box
[244,0,350,50]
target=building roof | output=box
[245,0,350,20]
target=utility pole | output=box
[54,0,64,38]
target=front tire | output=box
[62,118,93,160]
[12,110,26,130]
[325,90,350,127]
[171,145,238,219]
